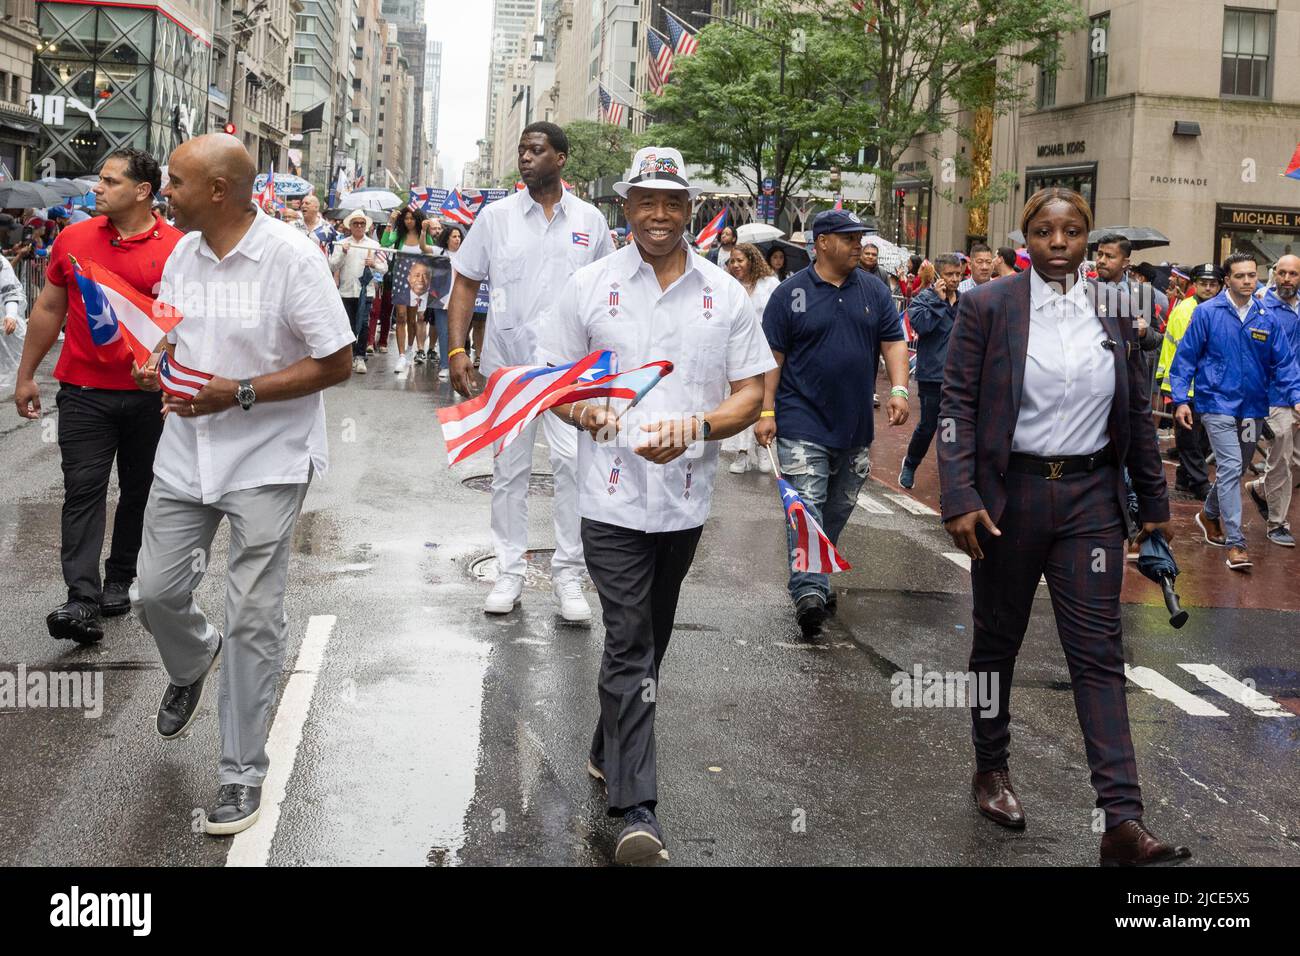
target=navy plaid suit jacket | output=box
[936,269,1170,533]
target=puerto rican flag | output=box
[572,231,590,247]
[695,207,728,251]
[778,477,852,574]
[441,189,475,225]
[664,10,698,56]
[254,167,275,208]
[157,351,213,399]
[647,28,674,93]
[70,255,183,367]
[436,351,673,465]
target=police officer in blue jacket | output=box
[1170,252,1300,572]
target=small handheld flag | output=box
[157,351,214,399]
[695,208,728,251]
[70,255,183,367]
[441,189,475,225]
[1284,143,1300,181]
[767,445,851,574]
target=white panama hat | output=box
[614,147,702,199]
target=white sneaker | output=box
[393,354,409,374]
[756,452,772,473]
[438,368,449,382]
[553,574,592,622]
[484,573,524,614]
[729,454,750,474]
[352,357,367,374]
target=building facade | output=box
[31,0,212,176]
[482,0,537,170]
[896,0,1300,267]
[0,0,40,177]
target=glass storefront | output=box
[34,2,210,176]
[1025,162,1097,211]
[1215,204,1300,269]
[894,178,930,258]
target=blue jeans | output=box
[777,437,871,603]
[1202,413,1261,548]
[428,307,450,368]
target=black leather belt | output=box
[1007,444,1115,480]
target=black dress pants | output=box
[581,518,703,816]
[55,385,163,604]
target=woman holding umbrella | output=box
[938,186,1191,866]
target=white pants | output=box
[491,411,583,579]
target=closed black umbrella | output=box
[1136,530,1188,628]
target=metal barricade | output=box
[17,256,47,307]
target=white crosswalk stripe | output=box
[1177,663,1296,718]
[883,492,939,516]
[856,491,893,515]
[942,552,971,570]
[1125,664,1230,717]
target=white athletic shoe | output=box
[484,573,524,614]
[438,368,449,382]
[728,454,750,474]
[393,353,409,374]
[756,452,772,473]
[352,357,367,374]
[553,574,592,622]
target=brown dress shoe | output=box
[1225,546,1252,571]
[972,769,1026,829]
[1195,510,1226,547]
[1100,819,1192,867]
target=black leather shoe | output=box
[1100,819,1192,867]
[795,594,827,637]
[157,636,221,739]
[46,600,104,644]
[972,768,1026,829]
[204,784,262,836]
[99,580,133,617]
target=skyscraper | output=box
[482,0,537,172]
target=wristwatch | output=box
[696,416,711,441]
[235,379,257,411]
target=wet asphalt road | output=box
[1,348,1297,867]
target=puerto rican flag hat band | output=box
[614,146,703,199]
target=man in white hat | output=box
[543,146,776,863]
[446,122,615,622]
[328,210,387,374]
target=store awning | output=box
[0,111,40,138]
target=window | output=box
[1037,59,1057,109]
[1222,9,1272,98]
[379,95,385,104]
[9,75,18,104]
[1086,13,1108,100]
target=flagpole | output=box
[764,442,781,478]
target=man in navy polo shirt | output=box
[755,209,910,636]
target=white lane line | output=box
[883,492,939,516]
[226,614,336,867]
[1177,663,1296,718]
[1125,664,1229,717]
[942,552,971,570]
[856,492,893,515]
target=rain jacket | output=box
[1261,288,1300,408]
[1169,290,1300,419]
[1158,295,1200,397]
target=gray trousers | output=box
[132,477,309,786]
[582,518,703,816]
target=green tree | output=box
[832,0,1088,242]
[645,10,872,226]
[558,120,640,199]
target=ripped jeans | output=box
[776,437,871,603]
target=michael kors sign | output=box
[1037,141,1086,158]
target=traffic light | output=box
[223,122,236,135]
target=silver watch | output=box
[235,379,256,411]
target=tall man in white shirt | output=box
[130,134,354,836]
[544,147,776,864]
[446,122,614,621]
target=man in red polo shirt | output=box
[13,148,182,643]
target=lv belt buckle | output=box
[1046,459,1065,480]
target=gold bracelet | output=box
[759,410,776,418]
[448,347,467,359]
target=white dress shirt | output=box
[542,242,777,532]
[328,236,387,298]
[157,207,356,503]
[1013,269,1116,457]
[451,188,615,375]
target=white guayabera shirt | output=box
[543,242,776,533]
[451,187,614,375]
[156,206,355,504]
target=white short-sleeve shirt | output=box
[156,206,355,503]
[542,242,777,533]
[451,188,614,375]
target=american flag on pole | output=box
[664,10,698,56]
[437,350,674,465]
[599,86,625,126]
[778,477,852,574]
[647,28,674,93]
